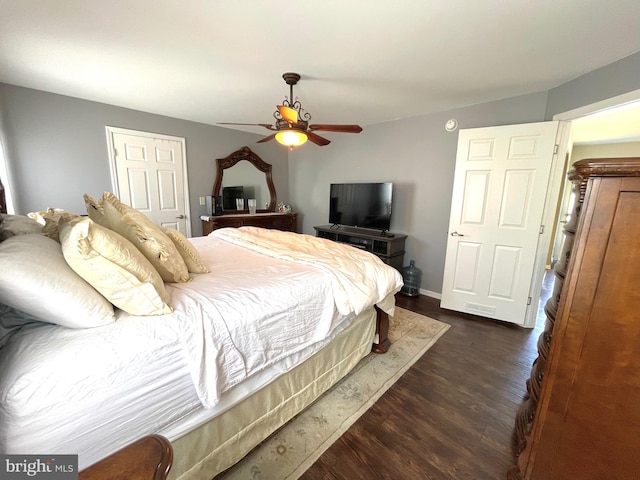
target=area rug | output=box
[218,307,450,479]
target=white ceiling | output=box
[1,1,640,142]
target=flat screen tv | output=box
[329,182,393,231]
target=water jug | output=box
[401,260,422,296]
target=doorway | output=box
[441,90,640,329]
[549,91,640,268]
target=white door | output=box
[106,127,191,236]
[441,121,563,326]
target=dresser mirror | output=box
[212,147,276,213]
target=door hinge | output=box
[539,225,544,234]
[527,296,532,305]
[114,148,118,158]
[554,144,559,154]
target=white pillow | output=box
[59,217,173,316]
[0,233,116,328]
[85,193,190,283]
[163,227,209,274]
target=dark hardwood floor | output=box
[300,272,553,480]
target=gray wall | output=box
[0,83,289,236]
[289,92,549,296]
[545,50,640,119]
[290,51,640,296]
[2,50,640,295]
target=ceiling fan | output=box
[218,72,363,149]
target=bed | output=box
[0,186,403,479]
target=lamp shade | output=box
[275,129,308,147]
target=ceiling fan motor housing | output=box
[282,72,301,85]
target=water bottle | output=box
[401,260,422,296]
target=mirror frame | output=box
[212,146,277,213]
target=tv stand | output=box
[314,225,406,271]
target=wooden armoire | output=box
[509,158,640,480]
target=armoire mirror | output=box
[212,146,277,213]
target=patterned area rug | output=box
[219,307,450,480]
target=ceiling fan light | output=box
[275,130,308,147]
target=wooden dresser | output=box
[201,212,297,235]
[509,158,640,480]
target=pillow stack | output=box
[0,192,210,330]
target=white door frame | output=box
[105,126,192,237]
[524,120,571,327]
[549,89,640,265]
[487,89,640,327]
[536,89,640,322]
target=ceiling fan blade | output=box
[218,122,275,130]
[309,124,363,133]
[306,131,331,146]
[277,105,298,124]
[256,133,277,144]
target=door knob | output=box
[450,231,465,237]
[176,214,186,219]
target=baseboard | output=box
[400,288,441,300]
[421,289,441,300]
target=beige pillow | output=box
[85,192,190,283]
[59,217,173,316]
[162,228,209,274]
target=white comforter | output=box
[177,229,403,408]
[211,227,403,316]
